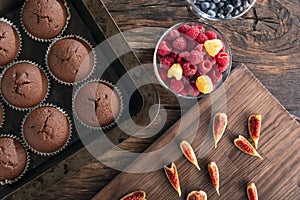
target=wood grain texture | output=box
[93,66,300,200]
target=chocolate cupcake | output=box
[21,0,70,41]
[1,61,49,110]
[46,35,95,84]
[74,80,122,129]
[0,18,21,66]
[22,105,71,155]
[0,135,29,185]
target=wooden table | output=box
[10,0,300,199]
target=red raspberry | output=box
[208,68,223,84]
[217,64,229,73]
[187,39,196,51]
[165,29,180,41]
[177,51,190,64]
[185,26,200,40]
[188,50,203,65]
[205,31,217,40]
[158,68,168,82]
[157,41,171,56]
[196,33,208,44]
[197,25,205,33]
[178,24,191,34]
[178,89,188,96]
[169,78,184,93]
[185,84,200,97]
[183,62,197,76]
[161,56,175,69]
[194,44,206,54]
[199,60,213,74]
[216,52,230,66]
[172,37,187,51]
[169,52,178,60]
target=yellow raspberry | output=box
[167,63,183,80]
[195,75,214,94]
[204,39,223,57]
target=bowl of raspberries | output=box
[153,21,231,99]
[186,0,256,20]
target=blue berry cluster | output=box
[192,0,251,19]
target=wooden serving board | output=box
[93,65,300,200]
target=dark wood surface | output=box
[10,0,300,199]
[93,66,300,200]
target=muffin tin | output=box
[0,0,158,198]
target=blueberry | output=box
[225,13,232,19]
[232,9,240,16]
[200,2,210,10]
[226,4,234,13]
[217,13,225,18]
[213,0,221,3]
[210,2,216,10]
[233,0,242,7]
[239,6,244,12]
[243,1,251,9]
[207,10,216,17]
[217,2,225,8]
[218,9,224,14]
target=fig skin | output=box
[213,112,228,148]
[234,135,263,160]
[247,183,258,200]
[180,140,200,170]
[248,114,262,149]
[120,190,146,200]
[164,162,181,197]
[187,190,207,200]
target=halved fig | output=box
[120,190,146,200]
[247,183,258,200]
[164,162,181,197]
[248,114,262,149]
[234,135,263,160]
[187,190,207,200]
[180,140,200,170]
[213,112,228,148]
[208,162,220,195]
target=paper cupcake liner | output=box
[45,34,96,86]
[0,102,5,128]
[0,60,50,111]
[0,17,22,68]
[21,103,72,156]
[0,134,30,185]
[72,79,124,131]
[20,0,71,42]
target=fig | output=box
[247,183,258,200]
[120,190,146,200]
[213,112,228,148]
[180,140,200,170]
[164,162,181,197]
[248,114,262,149]
[208,162,220,195]
[234,135,263,160]
[186,190,207,200]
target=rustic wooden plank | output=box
[92,65,300,200]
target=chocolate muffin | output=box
[1,61,48,109]
[47,37,94,84]
[23,106,70,154]
[0,137,28,183]
[0,20,20,66]
[74,81,121,128]
[21,0,68,40]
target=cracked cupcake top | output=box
[1,62,48,109]
[74,82,120,128]
[0,21,20,66]
[0,137,27,181]
[21,0,67,39]
[47,37,94,84]
[23,106,70,153]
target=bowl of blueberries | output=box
[186,0,256,20]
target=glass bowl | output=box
[186,0,256,21]
[153,21,232,99]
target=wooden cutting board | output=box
[93,65,300,200]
